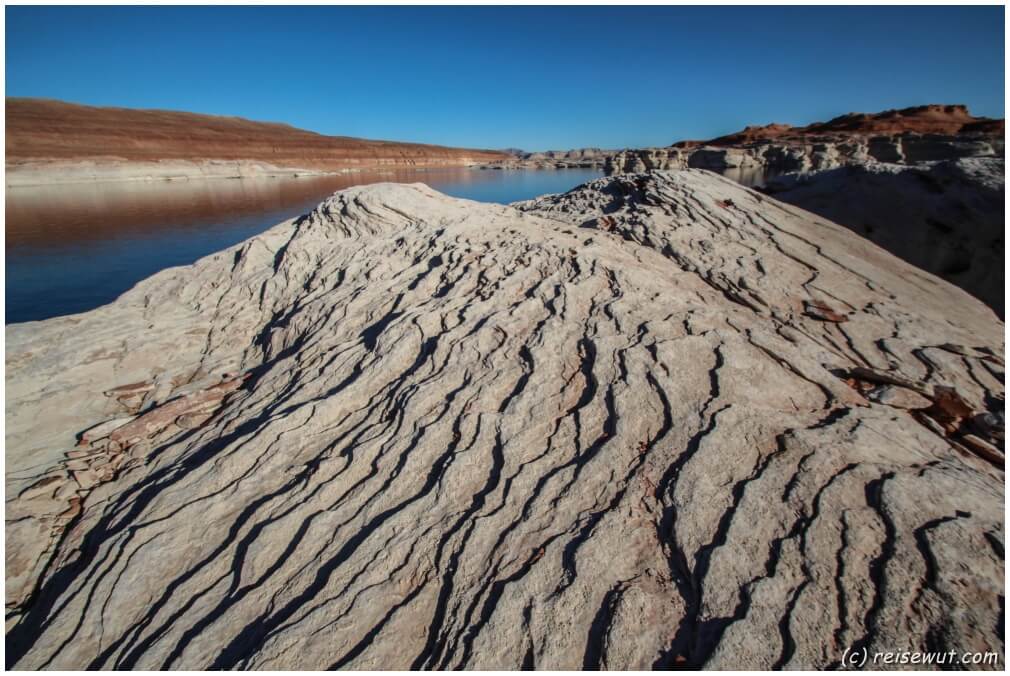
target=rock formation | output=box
[603,105,1004,182]
[706,105,1004,144]
[6,98,508,186]
[480,148,613,170]
[604,134,1002,182]
[601,106,1005,316]
[762,158,1005,317]
[6,172,1004,669]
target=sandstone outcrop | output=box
[762,158,1005,316]
[602,146,691,175]
[601,107,1005,316]
[6,98,507,185]
[6,172,1004,668]
[604,134,1002,182]
[480,148,612,170]
[603,105,1004,183]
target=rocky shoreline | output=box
[6,172,1003,669]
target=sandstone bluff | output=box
[5,172,1004,669]
[604,105,1003,179]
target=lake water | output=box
[6,168,602,324]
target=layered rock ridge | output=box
[5,172,1004,669]
[604,130,1002,179]
[604,105,1004,179]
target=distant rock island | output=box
[5,98,509,185]
[6,172,1004,669]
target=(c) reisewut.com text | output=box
[841,647,1001,668]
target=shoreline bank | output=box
[4,160,507,188]
[5,160,602,188]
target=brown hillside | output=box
[6,98,508,169]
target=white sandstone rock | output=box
[5,173,1003,669]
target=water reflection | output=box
[6,168,602,323]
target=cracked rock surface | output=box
[5,172,1004,669]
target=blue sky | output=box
[6,6,1005,150]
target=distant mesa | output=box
[702,122,796,146]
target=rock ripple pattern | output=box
[5,171,1004,669]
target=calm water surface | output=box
[6,168,602,323]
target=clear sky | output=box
[6,6,1005,151]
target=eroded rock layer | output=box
[604,133,1003,180]
[763,158,1005,316]
[603,105,1004,180]
[5,172,1005,669]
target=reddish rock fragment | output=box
[847,366,931,395]
[109,374,247,448]
[804,300,848,322]
[929,385,975,422]
[71,469,99,490]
